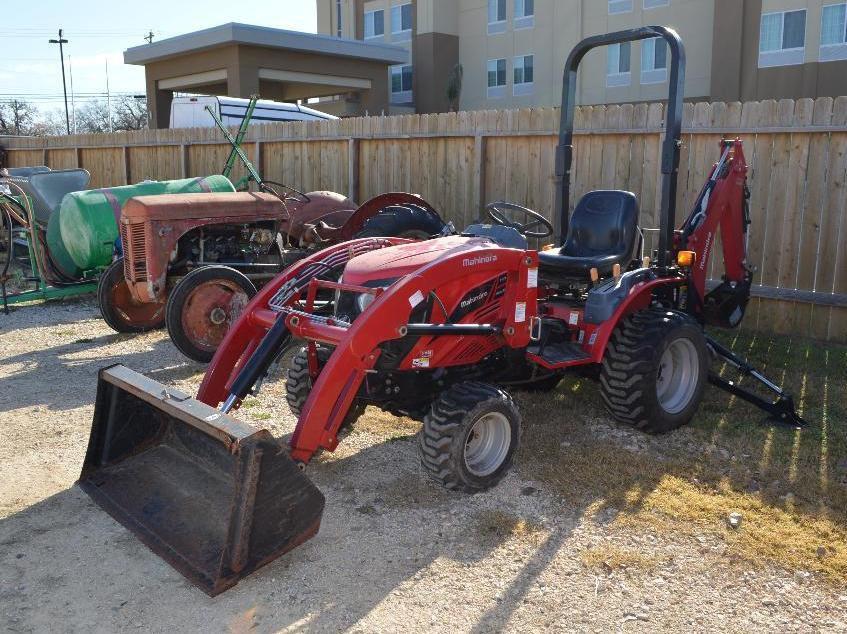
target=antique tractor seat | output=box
[539,190,639,281]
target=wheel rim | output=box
[656,337,700,414]
[108,277,165,329]
[180,279,250,354]
[464,411,511,477]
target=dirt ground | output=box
[1,297,846,633]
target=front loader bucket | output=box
[78,365,324,596]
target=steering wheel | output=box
[261,180,311,204]
[485,201,553,239]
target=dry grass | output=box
[476,509,545,545]
[579,545,663,573]
[351,407,421,441]
[515,329,847,583]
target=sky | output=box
[0,0,317,115]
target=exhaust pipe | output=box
[78,365,324,596]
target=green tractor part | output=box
[49,175,235,279]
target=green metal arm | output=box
[205,96,263,190]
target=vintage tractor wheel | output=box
[97,258,166,333]
[354,204,447,240]
[166,266,257,363]
[420,381,521,493]
[600,308,708,433]
[286,346,365,425]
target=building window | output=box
[391,3,412,42]
[607,42,631,87]
[513,54,534,95]
[390,64,413,103]
[643,0,668,8]
[609,0,633,14]
[487,58,507,98]
[514,0,534,29]
[336,0,343,37]
[364,9,385,39]
[821,3,847,62]
[759,10,806,68]
[488,0,506,35]
[641,37,667,84]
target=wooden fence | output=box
[3,97,847,342]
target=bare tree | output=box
[75,100,112,134]
[0,100,39,135]
[113,96,148,131]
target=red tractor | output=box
[78,27,805,595]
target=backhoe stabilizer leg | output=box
[705,335,807,428]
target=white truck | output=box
[169,96,336,129]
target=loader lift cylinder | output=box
[554,26,685,269]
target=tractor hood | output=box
[343,235,486,285]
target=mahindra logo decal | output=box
[460,290,489,308]
[463,254,498,267]
[699,233,712,271]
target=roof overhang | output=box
[124,22,408,66]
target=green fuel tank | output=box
[46,175,235,279]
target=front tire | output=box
[98,258,166,333]
[354,204,446,240]
[600,308,708,433]
[165,265,256,363]
[286,346,365,425]
[420,382,521,493]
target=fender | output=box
[338,192,441,241]
[588,277,682,363]
[197,237,411,406]
[287,245,536,463]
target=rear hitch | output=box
[706,335,807,428]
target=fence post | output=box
[180,144,189,179]
[348,138,360,202]
[473,135,486,215]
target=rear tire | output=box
[166,266,256,363]
[354,204,446,240]
[286,346,365,425]
[600,308,708,433]
[420,382,521,493]
[98,258,166,333]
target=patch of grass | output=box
[351,407,421,440]
[476,509,544,545]
[241,398,260,409]
[252,412,273,421]
[72,337,94,344]
[579,545,662,573]
[516,331,847,583]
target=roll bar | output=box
[554,26,685,269]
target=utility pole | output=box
[49,29,70,135]
[144,31,154,44]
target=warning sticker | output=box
[420,349,433,358]
[514,302,527,323]
[408,290,425,308]
[588,332,598,345]
[527,268,538,289]
[569,311,579,325]
[578,330,585,343]
[412,357,430,368]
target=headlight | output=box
[356,291,376,313]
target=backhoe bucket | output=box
[78,365,324,596]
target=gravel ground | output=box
[1,297,846,633]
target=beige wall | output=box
[317,0,847,112]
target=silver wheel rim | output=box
[464,411,511,477]
[656,338,700,414]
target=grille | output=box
[122,222,148,282]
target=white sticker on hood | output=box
[409,290,425,308]
[514,302,526,323]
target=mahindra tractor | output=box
[77,27,805,596]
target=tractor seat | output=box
[539,190,639,281]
